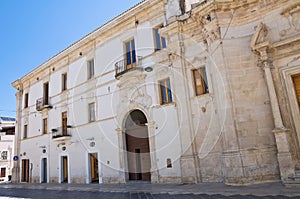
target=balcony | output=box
[36,97,53,111]
[115,56,143,79]
[51,127,72,141]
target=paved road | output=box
[0,188,299,199]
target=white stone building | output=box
[0,116,15,182]
[12,0,300,185]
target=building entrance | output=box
[125,110,151,181]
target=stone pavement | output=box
[0,181,300,198]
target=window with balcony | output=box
[23,125,28,139]
[1,151,7,160]
[62,73,67,91]
[42,118,48,134]
[44,82,49,105]
[88,59,95,80]
[192,67,209,96]
[154,25,166,51]
[88,102,95,122]
[24,93,29,108]
[125,38,136,70]
[62,111,68,136]
[159,78,173,105]
[37,82,52,111]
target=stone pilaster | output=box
[115,128,126,183]
[12,87,23,183]
[147,122,159,183]
[258,48,294,181]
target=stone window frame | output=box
[153,24,167,51]
[192,66,209,96]
[281,64,300,145]
[87,58,95,80]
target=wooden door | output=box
[62,156,68,183]
[293,75,300,109]
[21,159,29,182]
[89,153,99,183]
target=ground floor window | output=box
[0,168,6,178]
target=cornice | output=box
[13,0,162,85]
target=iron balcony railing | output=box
[115,56,143,78]
[51,127,72,140]
[36,97,52,111]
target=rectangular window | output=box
[1,151,8,160]
[154,26,167,51]
[24,93,29,108]
[0,168,6,178]
[125,38,136,69]
[23,125,28,139]
[87,59,95,80]
[43,82,49,105]
[42,118,48,134]
[62,73,67,91]
[62,112,67,136]
[192,67,209,96]
[159,78,173,105]
[88,102,96,122]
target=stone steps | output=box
[286,170,300,185]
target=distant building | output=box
[12,0,300,185]
[0,116,15,182]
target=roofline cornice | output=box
[13,0,163,85]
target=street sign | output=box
[13,156,18,161]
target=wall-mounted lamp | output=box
[144,66,153,72]
[67,125,73,128]
[51,128,58,132]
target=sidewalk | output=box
[0,181,300,197]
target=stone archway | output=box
[125,110,151,181]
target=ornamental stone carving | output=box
[280,3,300,37]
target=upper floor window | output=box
[88,102,96,122]
[23,125,28,139]
[87,59,95,80]
[159,78,173,105]
[42,118,48,134]
[43,82,49,105]
[24,93,29,108]
[125,38,136,69]
[154,25,166,51]
[62,73,67,91]
[192,67,209,96]
[62,111,68,135]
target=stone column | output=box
[147,122,159,183]
[259,48,294,181]
[115,128,126,183]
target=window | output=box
[62,73,67,91]
[42,118,48,134]
[159,78,173,104]
[43,82,49,105]
[88,102,96,122]
[154,26,167,51]
[88,59,95,80]
[1,151,8,160]
[24,93,29,108]
[62,112,67,136]
[125,38,136,69]
[23,125,28,139]
[192,67,209,96]
[0,168,5,178]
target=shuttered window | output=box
[293,74,300,108]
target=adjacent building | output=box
[0,116,15,182]
[12,0,300,185]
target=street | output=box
[0,188,299,199]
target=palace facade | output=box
[12,0,300,185]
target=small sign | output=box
[13,156,18,161]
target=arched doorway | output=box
[125,110,151,181]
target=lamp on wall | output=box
[144,66,153,72]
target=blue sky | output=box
[0,0,142,117]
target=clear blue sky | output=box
[0,0,142,117]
